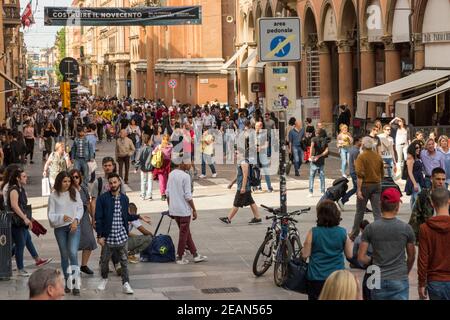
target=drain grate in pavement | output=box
[201,287,241,294]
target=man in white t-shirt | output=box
[166,161,207,265]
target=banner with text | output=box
[44,6,202,26]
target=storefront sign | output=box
[44,6,202,26]
[422,32,450,43]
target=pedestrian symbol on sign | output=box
[270,36,291,58]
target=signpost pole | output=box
[278,111,287,216]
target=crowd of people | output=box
[1,93,449,301]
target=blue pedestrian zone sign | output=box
[258,18,301,63]
[270,36,291,58]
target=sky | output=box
[21,0,72,53]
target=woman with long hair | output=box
[405,142,426,209]
[301,200,353,300]
[152,134,172,201]
[41,121,57,161]
[151,124,163,148]
[47,171,83,296]
[319,270,361,300]
[336,124,353,178]
[69,169,97,275]
[391,117,409,174]
[6,168,33,276]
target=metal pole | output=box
[279,110,287,215]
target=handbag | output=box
[282,257,309,294]
[42,177,51,197]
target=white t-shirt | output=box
[166,169,193,217]
[395,128,408,146]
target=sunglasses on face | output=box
[72,176,80,180]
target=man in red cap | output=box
[358,187,416,300]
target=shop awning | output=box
[395,80,450,124]
[356,70,450,118]
[0,69,23,91]
[222,43,248,70]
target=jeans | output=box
[383,158,394,178]
[410,185,421,210]
[11,226,26,270]
[117,156,130,183]
[140,171,153,198]
[371,279,409,300]
[11,229,39,259]
[54,225,81,281]
[100,241,129,284]
[350,184,382,239]
[427,281,450,300]
[292,146,303,173]
[258,152,272,190]
[395,144,407,170]
[309,162,325,194]
[74,158,89,183]
[339,148,349,176]
[174,216,197,259]
[201,153,216,175]
[127,235,153,256]
[341,172,357,204]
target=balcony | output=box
[3,3,21,26]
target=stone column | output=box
[383,36,401,114]
[115,62,128,98]
[337,40,354,115]
[360,38,377,120]
[414,33,425,71]
[318,42,333,124]
[247,46,257,103]
[146,26,155,99]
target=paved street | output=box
[0,140,420,300]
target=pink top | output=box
[23,127,35,139]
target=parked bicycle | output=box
[252,204,310,286]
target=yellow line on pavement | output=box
[265,34,296,59]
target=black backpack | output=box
[249,164,261,187]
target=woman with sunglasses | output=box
[6,168,33,277]
[69,169,97,275]
[47,171,83,295]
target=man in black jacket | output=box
[337,104,351,129]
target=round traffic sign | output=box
[270,36,291,58]
[59,57,79,78]
[168,79,177,89]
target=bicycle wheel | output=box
[273,240,293,287]
[252,234,274,277]
[289,233,302,259]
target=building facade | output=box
[0,0,27,121]
[237,0,450,129]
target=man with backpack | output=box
[308,128,329,197]
[219,142,262,225]
[134,134,154,200]
[166,159,207,265]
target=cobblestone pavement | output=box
[1,140,419,300]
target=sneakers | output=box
[212,173,217,178]
[198,174,206,179]
[128,255,139,264]
[80,265,94,275]
[122,282,134,294]
[144,196,153,201]
[219,217,231,224]
[267,188,274,193]
[248,218,262,225]
[342,174,348,179]
[35,258,52,267]
[72,288,80,296]
[307,193,313,198]
[176,257,189,265]
[65,286,71,294]
[97,278,108,291]
[18,269,31,277]
[193,253,208,263]
[140,195,145,200]
[161,195,167,201]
